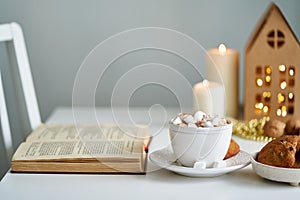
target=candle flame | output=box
[203,79,209,87]
[218,44,226,54]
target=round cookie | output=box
[263,119,285,138]
[257,135,300,168]
[285,117,300,135]
[224,139,240,160]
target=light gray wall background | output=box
[1,0,299,120]
[0,0,299,178]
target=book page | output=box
[26,124,148,141]
[12,139,144,161]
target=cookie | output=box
[285,117,300,135]
[263,119,285,138]
[224,139,240,160]
[257,135,300,168]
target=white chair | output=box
[0,22,41,161]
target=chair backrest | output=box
[0,22,41,160]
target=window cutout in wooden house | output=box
[256,94,262,102]
[265,75,271,86]
[276,108,282,116]
[254,103,263,115]
[288,78,295,86]
[288,106,294,114]
[282,106,287,117]
[256,66,262,74]
[256,78,263,87]
[288,92,294,102]
[263,91,271,102]
[265,66,272,75]
[278,41,284,47]
[279,64,286,73]
[277,93,285,103]
[276,106,287,117]
[255,102,263,109]
[267,30,285,48]
[263,105,270,114]
[278,30,284,37]
[280,79,287,89]
[289,66,295,76]
[268,30,275,37]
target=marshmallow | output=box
[211,117,227,126]
[172,116,183,125]
[193,161,206,169]
[193,111,206,122]
[203,121,213,127]
[181,114,196,124]
[212,160,227,168]
[172,111,228,128]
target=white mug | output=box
[169,121,232,168]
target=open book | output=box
[11,124,151,174]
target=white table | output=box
[0,107,299,200]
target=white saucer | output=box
[149,146,251,177]
[251,153,300,186]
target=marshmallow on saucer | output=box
[212,160,227,168]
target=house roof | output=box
[245,2,300,53]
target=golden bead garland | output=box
[229,117,274,142]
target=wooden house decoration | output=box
[244,2,300,122]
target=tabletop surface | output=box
[0,107,299,200]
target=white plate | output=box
[251,153,300,186]
[149,146,251,177]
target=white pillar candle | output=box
[193,80,225,116]
[206,44,239,118]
